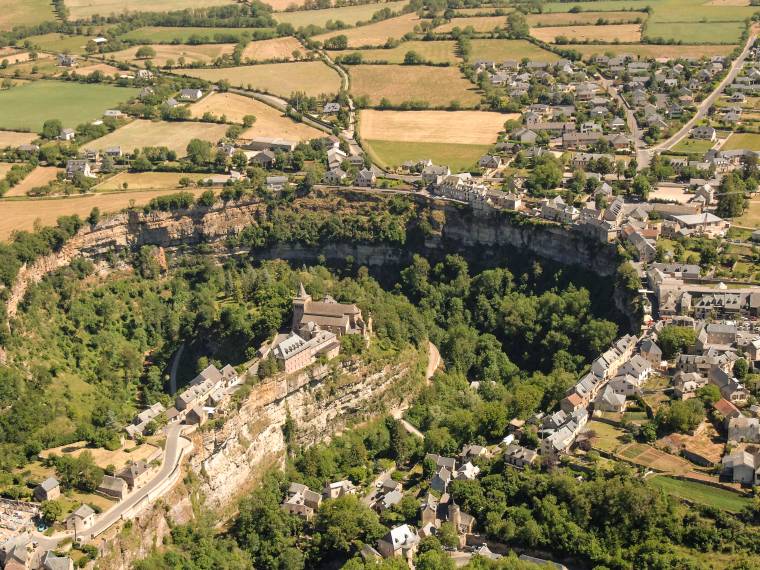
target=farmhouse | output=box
[179,88,203,102]
[66,159,95,179]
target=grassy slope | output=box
[648,476,752,512]
[363,139,489,172]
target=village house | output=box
[355,168,376,187]
[97,475,128,500]
[728,416,760,443]
[503,443,539,468]
[594,384,626,412]
[691,125,717,141]
[709,366,749,404]
[323,167,347,185]
[0,533,32,570]
[281,483,321,520]
[66,504,95,534]
[376,525,419,560]
[117,460,153,490]
[41,551,74,570]
[34,477,60,502]
[65,159,95,180]
[179,88,203,102]
[125,402,165,439]
[322,480,356,500]
[673,371,707,399]
[722,450,760,486]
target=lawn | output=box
[359,109,510,145]
[241,37,305,61]
[314,13,421,48]
[107,44,235,66]
[434,16,507,33]
[21,33,96,54]
[0,80,138,131]
[671,138,716,154]
[468,39,561,62]
[0,0,56,31]
[65,0,234,20]
[721,132,760,151]
[181,61,342,97]
[363,139,491,172]
[0,187,213,239]
[648,476,752,512]
[84,119,228,156]
[530,23,642,43]
[274,1,409,28]
[527,11,644,26]
[336,40,459,64]
[734,200,760,228]
[349,65,481,107]
[586,420,628,453]
[565,43,738,60]
[189,92,324,140]
[645,21,745,43]
[117,26,275,44]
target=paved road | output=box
[656,32,757,153]
[601,76,649,169]
[79,423,186,542]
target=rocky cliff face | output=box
[96,347,423,569]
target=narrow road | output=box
[601,76,649,169]
[169,342,184,396]
[391,342,441,440]
[656,31,757,153]
[361,467,395,506]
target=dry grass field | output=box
[314,13,421,48]
[65,0,233,20]
[74,62,122,77]
[189,92,323,140]
[4,166,61,197]
[0,131,38,147]
[274,1,408,27]
[260,0,309,10]
[338,40,459,63]
[182,62,341,97]
[241,37,305,61]
[434,16,506,33]
[530,23,642,43]
[565,42,737,60]
[722,132,760,151]
[94,171,210,191]
[39,440,161,470]
[0,51,48,65]
[359,109,509,144]
[0,187,213,239]
[0,0,55,31]
[349,65,481,107]
[107,44,235,67]
[527,11,643,26]
[0,163,12,178]
[85,120,228,156]
[468,39,561,62]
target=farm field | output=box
[0,0,55,31]
[94,171,210,190]
[22,33,95,54]
[363,139,490,172]
[74,62,122,76]
[359,110,509,145]
[274,1,408,28]
[468,39,561,62]
[565,43,738,60]
[182,62,341,97]
[0,51,50,65]
[107,44,235,66]
[337,40,459,64]
[0,131,38,147]
[0,188,213,239]
[645,21,745,43]
[530,23,642,43]
[118,26,274,44]
[0,59,59,78]
[0,81,138,131]
[64,0,234,20]
[721,132,760,151]
[241,37,305,61]
[189,92,323,140]
[349,65,481,107]
[434,16,506,33]
[85,120,228,155]
[648,476,751,512]
[39,440,161,471]
[671,138,716,154]
[4,166,61,197]
[0,163,12,178]
[733,200,760,228]
[526,11,644,26]
[314,13,421,48]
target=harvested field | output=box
[4,166,61,197]
[0,0,55,31]
[349,65,481,107]
[530,23,642,43]
[0,131,37,148]
[527,11,644,26]
[363,140,491,172]
[65,0,234,20]
[84,120,228,156]
[337,40,459,64]
[118,26,274,44]
[0,164,12,178]
[189,92,323,140]
[468,39,561,62]
[241,37,305,61]
[359,109,509,144]
[73,62,122,77]
[274,1,409,28]
[564,42,738,60]
[0,188,212,239]
[645,21,744,43]
[182,62,341,97]
[94,171,209,191]
[260,0,308,10]
[0,80,138,131]
[721,132,760,151]
[107,44,235,67]
[434,16,506,33]
[314,13,421,48]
